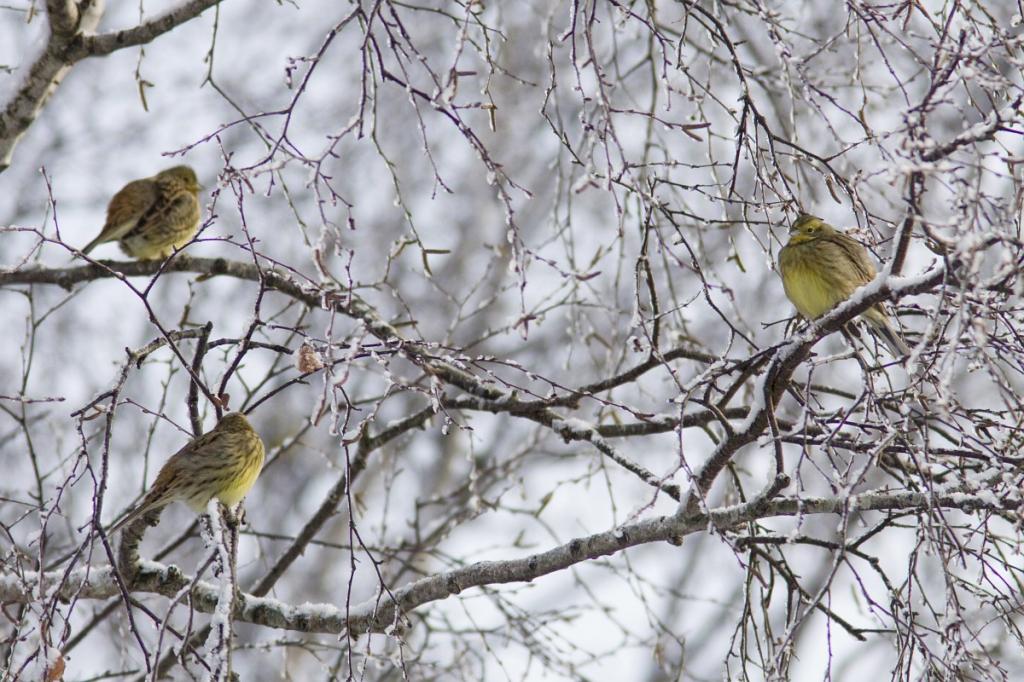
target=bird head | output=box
[788,214,834,243]
[218,412,252,431]
[157,165,202,192]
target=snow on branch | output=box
[0,480,1014,636]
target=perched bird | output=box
[82,165,201,260]
[107,412,265,535]
[778,213,910,357]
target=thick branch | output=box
[681,264,950,514]
[81,0,222,56]
[0,0,222,171]
[0,482,1011,635]
[1,256,953,511]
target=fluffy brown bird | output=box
[107,412,265,535]
[778,213,910,357]
[82,165,201,260]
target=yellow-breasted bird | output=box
[107,412,265,535]
[82,165,201,260]
[778,213,910,357]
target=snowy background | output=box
[2,1,1024,680]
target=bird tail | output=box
[106,497,167,536]
[866,317,910,358]
[80,236,104,255]
[106,509,139,536]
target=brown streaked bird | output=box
[82,165,201,260]
[778,213,910,357]
[107,412,265,535]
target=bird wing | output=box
[99,179,160,242]
[832,232,878,284]
[106,429,202,534]
[165,423,224,464]
[108,422,231,533]
[833,232,907,341]
[124,190,200,242]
